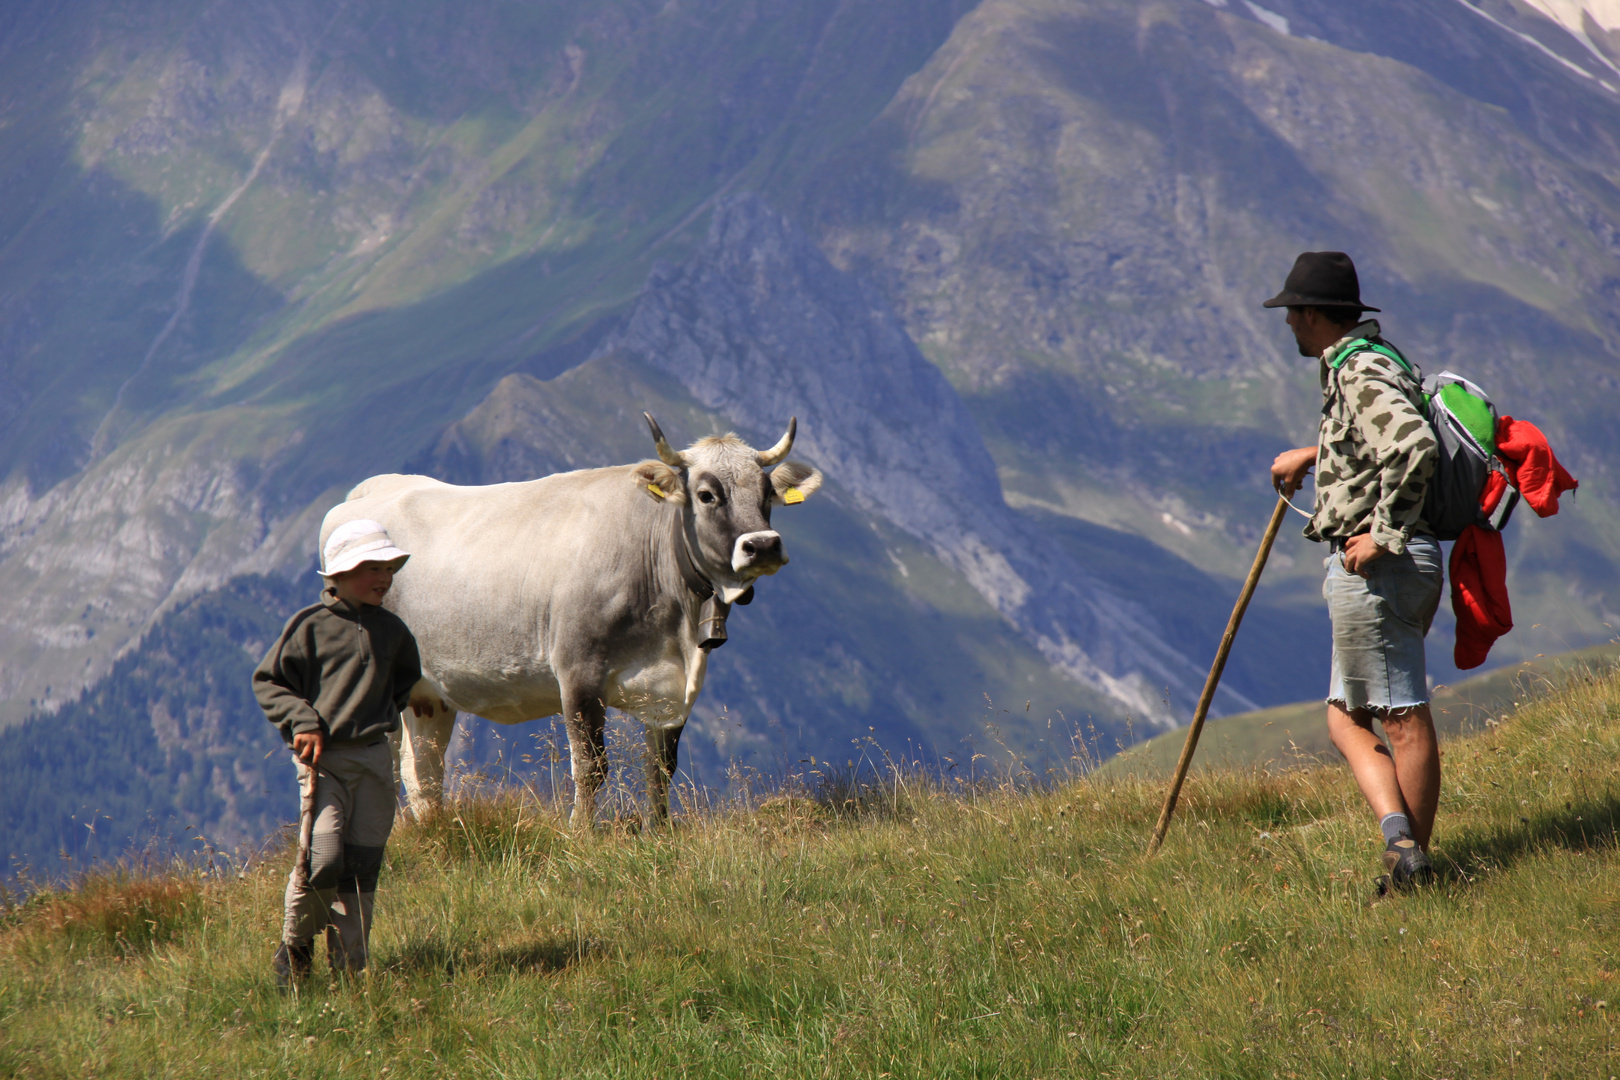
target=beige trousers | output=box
[282,738,396,972]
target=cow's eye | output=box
[697,490,716,505]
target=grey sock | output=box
[1380,812,1412,844]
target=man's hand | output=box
[1271,446,1317,497]
[408,692,441,718]
[292,730,325,766]
[1341,532,1388,576]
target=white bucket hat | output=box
[319,518,411,578]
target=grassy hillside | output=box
[1105,642,1620,778]
[3,660,1617,1076]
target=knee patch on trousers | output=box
[340,843,386,893]
[306,830,346,891]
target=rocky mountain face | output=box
[1,0,1618,864]
[596,195,1255,723]
[797,0,1620,573]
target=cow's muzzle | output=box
[732,530,786,574]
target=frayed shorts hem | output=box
[1325,696,1430,716]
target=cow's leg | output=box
[387,727,403,788]
[643,724,684,828]
[399,705,456,819]
[562,689,608,830]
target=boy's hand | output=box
[293,730,325,766]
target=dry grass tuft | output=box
[6,871,203,953]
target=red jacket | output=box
[1450,417,1578,669]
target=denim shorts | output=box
[1324,535,1443,713]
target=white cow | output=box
[320,415,822,827]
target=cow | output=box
[319,414,822,828]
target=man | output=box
[1266,251,1441,892]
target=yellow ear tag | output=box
[783,487,805,505]
[646,483,666,500]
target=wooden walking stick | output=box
[296,761,318,885]
[1147,493,1291,855]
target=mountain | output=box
[0,0,984,723]
[790,0,1620,641]
[1,0,1617,865]
[0,576,303,876]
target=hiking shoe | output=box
[273,941,314,989]
[1381,831,1433,891]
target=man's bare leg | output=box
[1381,705,1440,848]
[1327,702,1440,848]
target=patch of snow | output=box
[1199,0,1229,7]
[1521,0,1620,79]
[1453,0,1620,88]
[1521,0,1620,34]
[1243,1,1291,35]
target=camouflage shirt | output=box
[1304,321,1437,554]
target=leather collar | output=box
[668,510,754,606]
[666,509,753,650]
[669,509,715,601]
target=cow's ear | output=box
[770,461,822,506]
[632,460,687,504]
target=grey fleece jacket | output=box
[254,589,423,748]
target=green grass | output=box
[3,662,1620,1077]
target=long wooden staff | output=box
[296,761,318,884]
[1147,494,1291,855]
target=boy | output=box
[255,518,422,985]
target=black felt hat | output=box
[1262,251,1379,312]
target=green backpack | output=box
[1328,338,1518,540]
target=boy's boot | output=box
[273,940,314,989]
[325,890,375,975]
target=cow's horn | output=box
[644,412,686,467]
[756,417,796,467]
